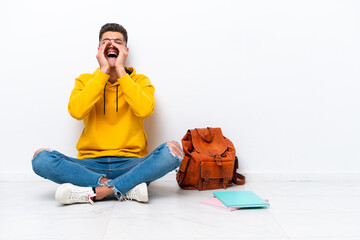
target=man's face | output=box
[99,31,127,67]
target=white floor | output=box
[1,173,360,240]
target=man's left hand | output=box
[114,43,129,78]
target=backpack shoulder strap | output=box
[232,156,246,185]
[233,173,246,185]
[177,157,190,186]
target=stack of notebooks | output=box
[201,190,270,211]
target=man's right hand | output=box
[96,41,111,74]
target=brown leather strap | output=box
[232,173,246,185]
[177,157,190,186]
[195,127,214,143]
[232,156,246,185]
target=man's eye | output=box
[115,41,123,45]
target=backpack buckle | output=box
[203,169,210,190]
[214,155,222,166]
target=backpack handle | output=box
[195,127,214,143]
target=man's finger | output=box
[103,41,112,52]
[115,43,127,53]
[98,43,106,56]
[99,41,110,53]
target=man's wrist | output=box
[116,66,127,78]
[100,66,110,75]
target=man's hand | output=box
[114,43,129,78]
[96,41,111,74]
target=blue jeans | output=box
[32,142,182,199]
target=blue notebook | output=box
[213,190,270,209]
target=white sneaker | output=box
[55,183,96,205]
[123,183,148,203]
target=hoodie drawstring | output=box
[103,83,119,115]
[103,83,107,115]
[116,85,118,112]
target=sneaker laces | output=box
[69,189,96,205]
[122,188,137,202]
[87,193,96,205]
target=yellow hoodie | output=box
[68,67,155,159]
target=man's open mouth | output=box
[106,49,119,59]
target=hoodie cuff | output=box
[94,69,110,85]
[118,74,135,92]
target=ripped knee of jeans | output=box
[32,148,53,159]
[105,181,123,200]
[167,141,184,161]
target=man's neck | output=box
[108,68,119,84]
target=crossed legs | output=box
[32,141,183,201]
[93,141,183,200]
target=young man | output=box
[32,23,183,205]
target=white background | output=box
[1,0,359,179]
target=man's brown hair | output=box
[99,23,128,44]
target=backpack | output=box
[176,127,245,190]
